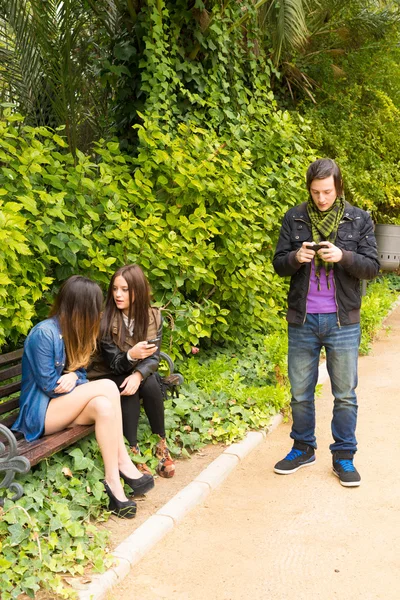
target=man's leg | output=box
[274,314,321,474]
[288,314,322,448]
[324,317,361,486]
[324,320,360,453]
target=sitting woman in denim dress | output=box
[12,275,154,519]
[91,264,175,478]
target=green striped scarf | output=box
[307,197,345,290]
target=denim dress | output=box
[12,317,88,441]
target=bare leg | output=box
[45,380,142,501]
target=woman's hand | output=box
[128,341,158,361]
[54,372,78,394]
[120,371,143,396]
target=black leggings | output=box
[108,372,166,446]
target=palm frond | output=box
[0,0,123,151]
[267,0,309,65]
[227,0,309,66]
[86,0,123,36]
[348,7,400,40]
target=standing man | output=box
[272,158,379,487]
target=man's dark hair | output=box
[306,158,343,197]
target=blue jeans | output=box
[288,313,360,453]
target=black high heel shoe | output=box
[103,480,137,519]
[119,471,155,496]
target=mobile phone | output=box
[147,337,160,345]
[305,243,328,252]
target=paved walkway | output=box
[95,305,400,600]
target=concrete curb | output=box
[77,413,283,600]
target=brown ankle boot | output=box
[155,437,175,478]
[130,445,153,476]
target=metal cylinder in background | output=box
[374,224,400,271]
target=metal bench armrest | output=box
[0,424,30,506]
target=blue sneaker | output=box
[274,441,315,474]
[332,451,361,487]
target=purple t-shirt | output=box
[307,260,337,314]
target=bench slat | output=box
[0,398,19,418]
[0,412,20,433]
[0,382,21,400]
[0,349,23,366]
[16,425,95,467]
[0,364,22,383]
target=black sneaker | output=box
[332,451,361,487]
[274,441,316,474]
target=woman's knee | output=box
[96,378,120,400]
[141,374,162,398]
[89,395,115,419]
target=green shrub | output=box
[385,271,400,291]
[360,276,398,354]
[0,107,312,353]
[304,87,400,224]
[0,437,111,599]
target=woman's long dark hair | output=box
[101,264,151,347]
[50,275,103,370]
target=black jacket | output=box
[88,308,162,382]
[273,201,380,325]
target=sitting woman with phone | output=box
[91,264,175,478]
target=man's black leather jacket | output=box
[273,201,380,325]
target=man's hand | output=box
[297,241,343,264]
[296,242,319,264]
[317,241,343,263]
[120,371,143,396]
[54,372,78,394]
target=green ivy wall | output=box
[0,105,313,352]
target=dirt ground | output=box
[100,442,225,548]
[105,305,400,600]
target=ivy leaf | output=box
[69,448,94,471]
[62,248,77,266]
[65,520,85,538]
[0,557,12,572]
[8,523,29,546]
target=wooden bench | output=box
[0,348,183,506]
